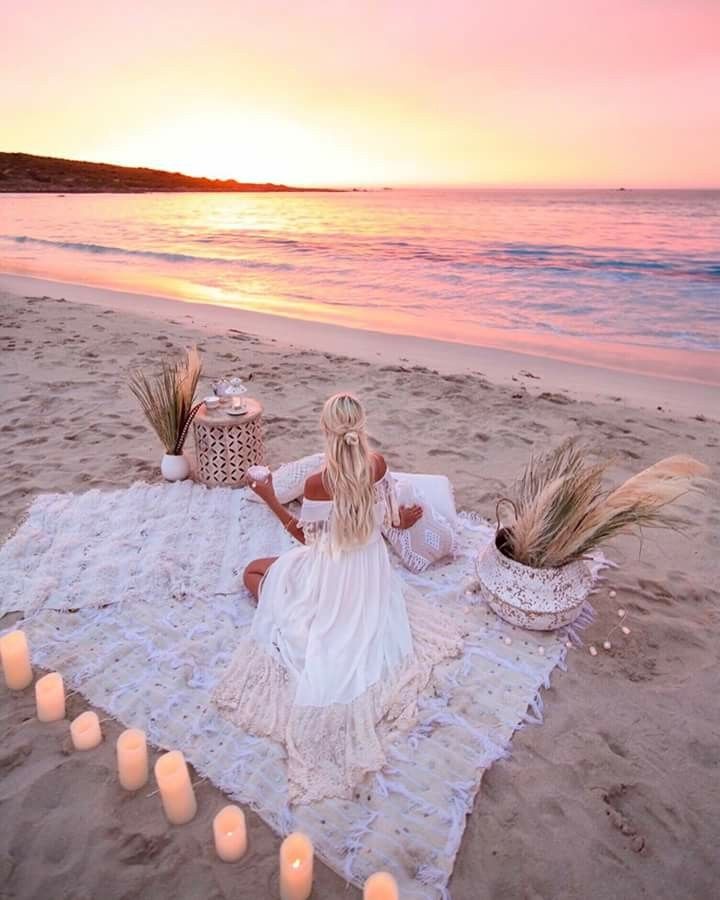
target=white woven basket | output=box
[476,527,592,631]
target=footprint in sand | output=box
[116,831,172,865]
[602,784,647,853]
[637,578,674,605]
[0,743,32,775]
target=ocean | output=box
[1,189,718,381]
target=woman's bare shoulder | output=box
[372,452,388,481]
[304,471,331,501]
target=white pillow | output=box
[383,475,456,572]
[391,472,457,526]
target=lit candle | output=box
[364,872,399,900]
[35,672,65,722]
[117,728,149,791]
[213,804,247,862]
[280,832,313,900]
[70,710,102,750]
[154,750,197,825]
[0,630,33,690]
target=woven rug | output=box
[0,482,600,898]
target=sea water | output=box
[1,189,718,380]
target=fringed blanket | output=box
[0,482,601,898]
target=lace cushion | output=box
[384,477,456,573]
[392,473,457,526]
[246,453,325,504]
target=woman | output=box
[213,393,463,804]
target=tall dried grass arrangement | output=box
[129,347,202,455]
[502,440,709,569]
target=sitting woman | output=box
[213,392,463,804]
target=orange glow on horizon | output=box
[2,1,719,188]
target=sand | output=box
[1,276,718,900]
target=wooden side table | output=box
[193,398,265,487]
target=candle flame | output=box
[291,858,302,869]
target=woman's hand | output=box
[246,472,276,505]
[398,504,423,529]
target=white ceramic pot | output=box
[161,453,191,482]
[476,529,592,631]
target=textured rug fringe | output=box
[417,864,452,900]
[341,810,379,880]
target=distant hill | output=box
[0,152,331,193]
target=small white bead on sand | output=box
[609,590,617,598]
[504,637,512,646]
[565,641,573,649]
[603,640,612,650]
[589,646,598,656]
[618,608,626,617]
[621,626,631,635]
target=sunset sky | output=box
[3,0,719,188]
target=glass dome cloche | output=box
[213,376,248,414]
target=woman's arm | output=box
[372,454,422,530]
[246,474,306,544]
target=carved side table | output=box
[193,399,265,487]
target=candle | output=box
[154,750,197,825]
[279,832,313,900]
[0,630,33,690]
[70,711,102,750]
[117,728,149,791]
[35,672,65,722]
[364,872,399,900]
[213,805,247,862]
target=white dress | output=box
[213,473,463,804]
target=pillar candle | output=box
[117,728,149,791]
[35,672,65,722]
[213,805,247,862]
[279,832,313,900]
[0,630,33,690]
[154,750,197,825]
[364,871,399,900]
[70,711,102,750]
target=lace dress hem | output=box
[213,584,465,804]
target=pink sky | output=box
[2,0,719,187]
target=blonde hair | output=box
[320,392,376,549]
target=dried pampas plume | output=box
[129,347,202,455]
[605,454,709,511]
[503,441,709,569]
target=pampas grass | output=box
[129,347,202,455]
[502,440,709,569]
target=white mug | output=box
[246,465,270,484]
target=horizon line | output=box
[4,149,719,193]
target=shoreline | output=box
[1,272,717,413]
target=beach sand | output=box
[1,276,718,899]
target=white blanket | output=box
[0,482,600,898]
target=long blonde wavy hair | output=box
[320,393,376,549]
